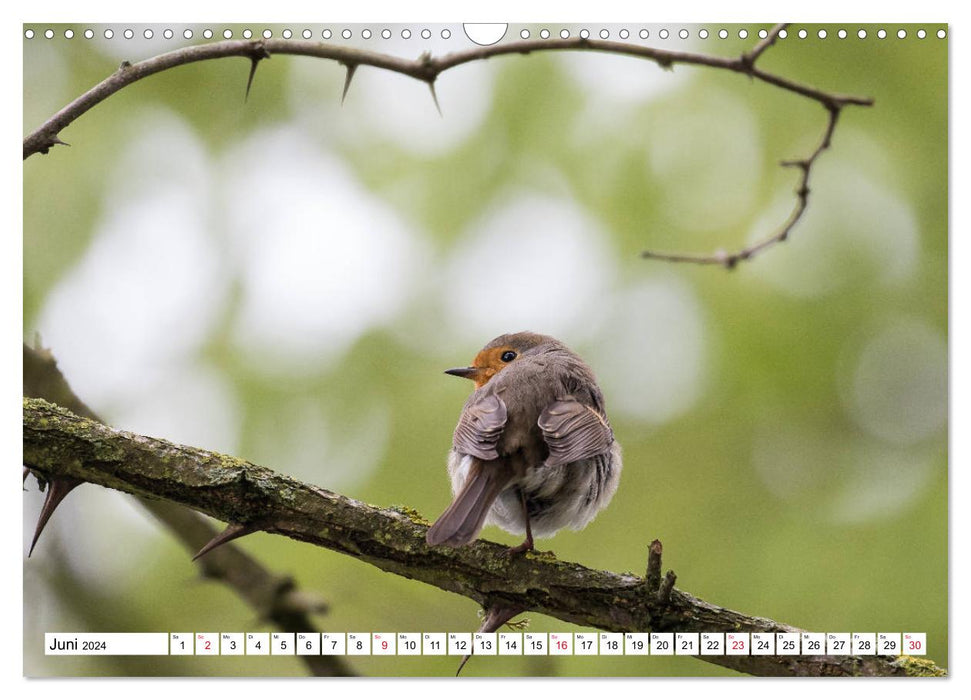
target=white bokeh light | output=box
[592,275,707,423]
[223,127,427,371]
[750,161,919,297]
[442,194,616,344]
[828,442,938,524]
[563,45,690,104]
[752,418,939,523]
[36,120,226,410]
[752,419,836,501]
[248,396,391,491]
[647,89,762,233]
[111,362,240,455]
[102,108,213,200]
[23,40,70,129]
[351,39,496,156]
[25,476,163,592]
[840,318,947,446]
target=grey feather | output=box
[538,398,614,467]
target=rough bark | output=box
[23,397,945,677]
[23,347,354,677]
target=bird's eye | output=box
[500,351,517,362]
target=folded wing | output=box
[452,393,508,460]
[538,397,613,467]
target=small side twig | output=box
[646,538,663,593]
[641,102,842,269]
[657,570,677,606]
[741,22,788,67]
[640,23,867,269]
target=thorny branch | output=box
[23,398,944,677]
[641,103,841,268]
[22,23,873,268]
[22,343,355,677]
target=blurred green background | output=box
[23,23,948,677]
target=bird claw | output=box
[504,540,534,556]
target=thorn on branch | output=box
[244,45,271,102]
[24,28,875,163]
[341,63,357,105]
[23,398,946,676]
[28,475,83,557]
[245,62,259,102]
[193,522,261,561]
[35,135,70,156]
[427,80,443,117]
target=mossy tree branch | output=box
[23,397,944,677]
[23,344,355,677]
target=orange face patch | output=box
[469,346,518,388]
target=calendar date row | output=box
[46,632,927,657]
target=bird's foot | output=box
[505,536,534,556]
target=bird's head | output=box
[444,332,560,388]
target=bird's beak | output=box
[444,366,479,380]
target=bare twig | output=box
[636,23,870,268]
[641,102,842,268]
[23,397,945,678]
[646,538,663,592]
[742,23,788,67]
[657,570,677,606]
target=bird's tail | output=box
[426,459,508,547]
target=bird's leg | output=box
[505,488,534,555]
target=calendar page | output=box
[22,16,949,680]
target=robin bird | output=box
[426,332,622,553]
